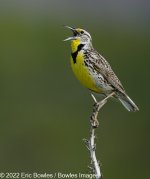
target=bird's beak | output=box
[63,26,78,41]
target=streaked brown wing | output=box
[86,49,125,94]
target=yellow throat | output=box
[70,39,101,93]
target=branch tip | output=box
[84,93,115,179]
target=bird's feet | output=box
[90,92,115,128]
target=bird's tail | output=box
[117,93,139,112]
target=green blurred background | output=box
[0,0,149,178]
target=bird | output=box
[64,26,139,112]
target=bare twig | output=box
[84,92,115,179]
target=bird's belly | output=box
[70,52,102,93]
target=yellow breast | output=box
[70,48,101,93]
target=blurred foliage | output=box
[0,1,149,179]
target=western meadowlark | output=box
[64,26,139,112]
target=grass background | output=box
[0,1,149,178]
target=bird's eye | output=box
[80,31,84,34]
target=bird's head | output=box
[64,26,92,46]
